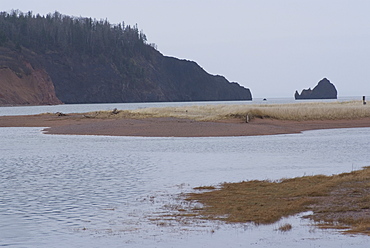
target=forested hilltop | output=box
[0,11,252,105]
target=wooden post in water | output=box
[363,96,367,105]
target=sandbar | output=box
[0,113,370,137]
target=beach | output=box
[1,113,370,137]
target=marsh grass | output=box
[85,101,370,121]
[185,167,370,235]
[278,223,293,232]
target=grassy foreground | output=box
[185,167,370,235]
[86,100,370,121]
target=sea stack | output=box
[295,78,337,100]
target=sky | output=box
[1,0,369,98]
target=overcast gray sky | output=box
[2,0,369,98]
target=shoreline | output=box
[1,113,370,137]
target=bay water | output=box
[1,127,369,247]
[0,100,369,247]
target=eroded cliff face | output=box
[0,47,62,106]
[0,67,62,105]
[0,47,62,105]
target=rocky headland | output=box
[0,11,252,106]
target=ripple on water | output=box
[1,127,370,247]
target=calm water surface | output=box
[1,126,370,247]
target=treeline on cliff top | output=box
[0,10,154,74]
[0,10,155,54]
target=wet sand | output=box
[1,113,370,137]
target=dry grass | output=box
[84,101,370,122]
[278,223,293,232]
[185,167,370,235]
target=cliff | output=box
[39,48,252,103]
[0,11,252,105]
[0,48,62,105]
[295,78,337,100]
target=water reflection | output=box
[0,127,369,247]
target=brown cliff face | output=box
[0,48,62,105]
[0,67,62,105]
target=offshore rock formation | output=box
[295,78,337,100]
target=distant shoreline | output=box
[1,113,370,137]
